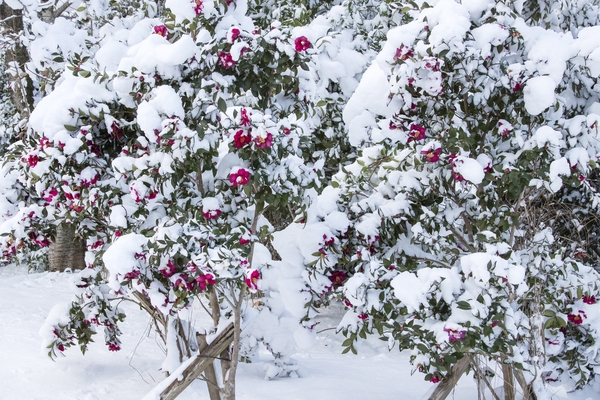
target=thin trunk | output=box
[197,333,222,400]
[514,369,537,400]
[48,224,86,272]
[428,356,470,400]
[502,362,516,400]
[0,3,34,117]
[221,286,245,400]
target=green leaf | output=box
[217,97,227,113]
[542,309,556,318]
[64,125,78,132]
[456,301,471,310]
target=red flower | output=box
[444,327,466,342]
[196,273,216,291]
[219,52,235,68]
[160,260,177,278]
[233,129,251,148]
[393,46,414,62]
[294,36,311,52]
[229,168,251,187]
[240,108,251,126]
[153,25,168,37]
[568,313,584,325]
[408,124,425,141]
[430,375,440,384]
[57,343,65,352]
[193,0,203,14]
[239,237,251,245]
[254,133,273,149]
[107,342,121,352]
[27,154,39,167]
[123,270,140,280]
[245,269,260,291]
[421,147,442,162]
[329,271,346,287]
[203,209,221,219]
[229,27,241,42]
[358,313,368,320]
[583,295,596,305]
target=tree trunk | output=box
[48,224,86,272]
[0,3,34,117]
[428,356,471,400]
[514,369,537,400]
[502,362,516,400]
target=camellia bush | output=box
[0,0,384,398]
[292,0,600,397]
[4,0,600,399]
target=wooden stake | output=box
[156,323,234,400]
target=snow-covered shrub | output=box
[299,0,600,393]
[1,0,376,397]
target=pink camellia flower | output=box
[57,343,65,352]
[408,123,426,141]
[233,129,251,148]
[282,127,291,135]
[357,313,368,320]
[254,132,273,149]
[421,147,442,162]
[203,209,221,219]
[444,327,466,342]
[240,108,251,126]
[568,313,584,325]
[239,237,251,245]
[153,25,168,37]
[107,342,121,352]
[393,46,414,62]
[229,168,251,187]
[422,56,441,71]
[329,270,347,287]
[294,36,311,52]
[193,0,203,14]
[245,269,260,291]
[70,204,84,213]
[430,375,441,384]
[229,27,241,43]
[219,52,235,68]
[583,295,596,305]
[123,270,141,280]
[160,260,177,278]
[196,273,216,291]
[27,154,39,168]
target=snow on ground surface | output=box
[0,265,591,400]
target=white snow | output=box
[523,76,556,115]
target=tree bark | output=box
[48,224,86,272]
[197,333,222,400]
[428,356,471,400]
[158,324,234,400]
[502,362,516,400]
[514,369,537,400]
[0,3,34,117]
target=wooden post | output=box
[156,323,234,400]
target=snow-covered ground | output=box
[0,265,591,400]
